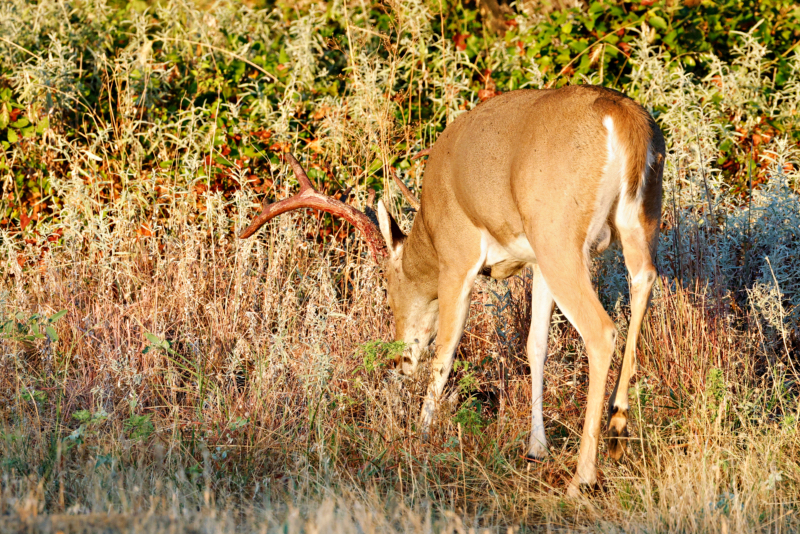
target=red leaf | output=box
[453,33,469,51]
[478,89,502,102]
[252,130,272,142]
[19,209,31,231]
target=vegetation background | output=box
[1,0,799,531]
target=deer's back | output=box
[418,86,660,257]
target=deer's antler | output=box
[388,167,420,211]
[238,153,388,261]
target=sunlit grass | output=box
[1,0,799,531]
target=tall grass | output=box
[1,0,799,531]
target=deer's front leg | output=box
[526,265,555,460]
[419,267,480,433]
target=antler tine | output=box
[238,153,388,261]
[286,151,315,192]
[389,167,420,211]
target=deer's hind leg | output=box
[532,242,617,496]
[606,202,659,459]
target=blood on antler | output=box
[238,153,388,261]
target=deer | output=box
[239,85,665,496]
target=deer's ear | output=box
[377,199,406,256]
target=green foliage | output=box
[123,399,155,442]
[20,387,47,404]
[706,367,726,407]
[452,397,487,436]
[0,85,52,226]
[453,360,479,395]
[1,310,66,344]
[1,0,798,235]
[67,408,109,446]
[125,414,155,441]
[501,0,800,87]
[356,340,405,373]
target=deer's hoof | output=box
[525,442,549,462]
[607,407,629,461]
[566,477,599,498]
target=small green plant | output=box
[452,398,487,436]
[124,414,154,442]
[706,367,727,418]
[453,360,479,395]
[1,310,66,344]
[67,408,109,447]
[355,340,405,373]
[20,387,47,404]
[122,399,155,442]
[706,367,726,404]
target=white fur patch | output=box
[583,116,624,259]
[482,231,536,267]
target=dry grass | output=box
[1,0,799,531]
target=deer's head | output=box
[239,153,436,375]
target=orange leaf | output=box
[478,89,502,102]
[19,209,31,231]
[137,224,153,237]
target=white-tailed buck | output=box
[240,86,665,495]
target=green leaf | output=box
[649,16,667,31]
[45,325,58,343]
[21,126,35,138]
[10,117,29,129]
[36,116,49,134]
[145,332,171,350]
[278,48,289,64]
[145,332,164,345]
[589,1,604,14]
[7,129,18,144]
[49,310,67,322]
[367,158,383,174]
[72,410,92,423]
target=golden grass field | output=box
[1,0,799,531]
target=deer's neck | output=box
[401,210,440,297]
